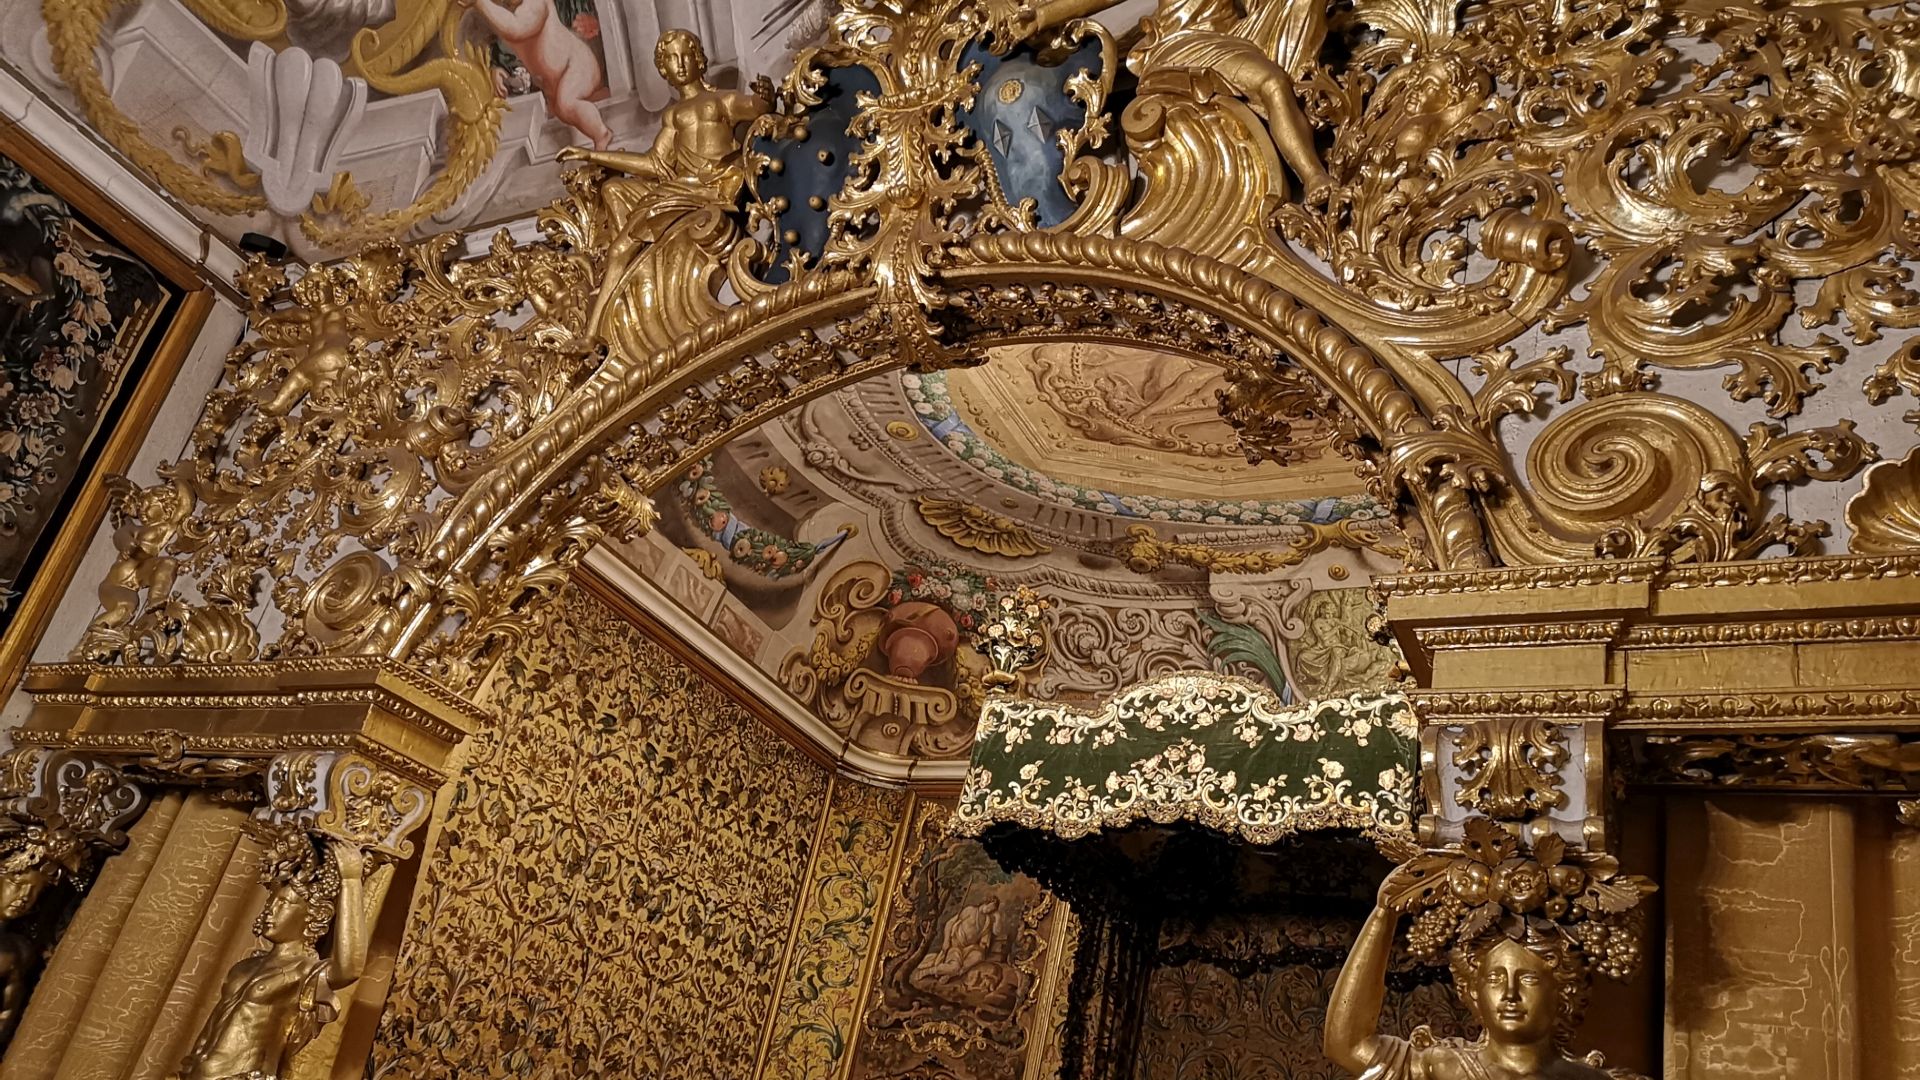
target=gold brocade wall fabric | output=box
[758,779,910,1080]
[1665,795,1920,1080]
[368,585,834,1078]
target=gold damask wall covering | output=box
[369,584,836,1078]
[363,582,1058,1080]
[1666,795,1920,1080]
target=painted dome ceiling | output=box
[604,341,1407,769]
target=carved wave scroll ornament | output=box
[63,0,1920,686]
[955,673,1417,845]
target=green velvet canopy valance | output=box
[954,673,1425,1080]
[954,672,1418,847]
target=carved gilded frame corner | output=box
[0,122,216,701]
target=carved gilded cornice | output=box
[1410,690,1623,720]
[1617,691,1920,731]
[1413,622,1623,649]
[1635,733,1920,793]
[1373,560,1664,599]
[1621,618,1920,647]
[16,658,481,788]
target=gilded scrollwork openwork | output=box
[59,0,1920,696]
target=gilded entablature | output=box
[57,0,1920,688]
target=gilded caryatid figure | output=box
[0,829,75,1045]
[1029,0,1334,202]
[559,30,773,364]
[1326,823,1654,1080]
[177,832,371,1080]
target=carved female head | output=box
[252,831,340,946]
[1450,927,1588,1046]
[0,865,51,924]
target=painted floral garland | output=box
[678,458,849,579]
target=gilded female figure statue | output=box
[1027,0,1334,202]
[0,837,61,1045]
[177,837,368,1080]
[1325,866,1613,1080]
[558,30,773,359]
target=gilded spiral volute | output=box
[1525,395,1746,543]
[302,551,395,648]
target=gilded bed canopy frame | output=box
[6,0,1920,1072]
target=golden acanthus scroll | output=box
[11,0,1920,1069]
[53,0,1920,702]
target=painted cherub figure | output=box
[468,0,612,150]
[1027,0,1334,202]
[1326,864,1617,1080]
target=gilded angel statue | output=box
[558,30,773,362]
[1028,0,1334,202]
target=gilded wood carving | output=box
[65,0,1920,694]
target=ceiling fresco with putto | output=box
[605,342,1406,766]
[0,0,841,259]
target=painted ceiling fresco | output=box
[0,0,844,258]
[1,0,1170,262]
[609,341,1407,766]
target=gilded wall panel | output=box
[1666,795,1920,1080]
[758,779,910,1080]
[368,585,830,1078]
[848,803,1058,1080]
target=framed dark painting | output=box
[0,122,214,695]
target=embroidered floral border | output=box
[954,673,1417,846]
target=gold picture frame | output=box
[0,120,215,698]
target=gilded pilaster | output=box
[1380,554,1920,1073]
[0,659,477,1080]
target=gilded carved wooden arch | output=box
[398,229,1488,680]
[61,0,1920,696]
